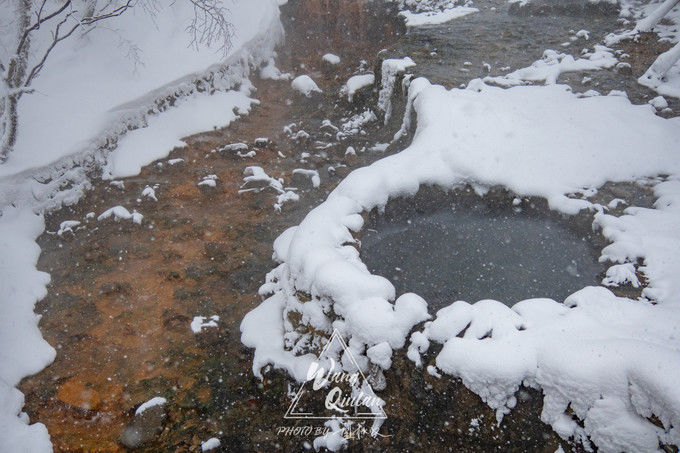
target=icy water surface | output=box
[361,190,604,309]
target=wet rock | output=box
[290,171,317,190]
[347,83,376,109]
[118,403,167,449]
[215,142,248,159]
[184,264,219,280]
[333,165,353,179]
[615,62,633,75]
[57,378,101,411]
[254,137,270,148]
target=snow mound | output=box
[639,43,680,99]
[104,89,258,179]
[201,437,221,451]
[322,53,341,65]
[135,397,167,415]
[398,6,479,27]
[342,74,375,102]
[241,78,680,451]
[0,1,285,450]
[378,57,416,124]
[291,75,322,97]
[484,47,618,87]
[0,209,54,452]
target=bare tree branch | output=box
[186,0,233,54]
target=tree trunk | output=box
[0,95,19,163]
[0,0,31,163]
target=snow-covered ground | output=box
[0,0,284,450]
[606,0,680,98]
[0,0,281,180]
[242,75,680,451]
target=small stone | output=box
[119,401,167,449]
[254,137,270,148]
[615,62,632,75]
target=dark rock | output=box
[290,171,317,190]
[118,403,166,449]
[615,62,633,75]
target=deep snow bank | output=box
[0,0,284,450]
[0,209,54,452]
[241,78,680,450]
[0,0,283,210]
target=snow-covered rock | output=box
[343,74,375,102]
[322,53,341,65]
[291,75,322,97]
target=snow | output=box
[292,169,321,188]
[575,29,590,40]
[240,166,284,193]
[97,206,143,225]
[322,53,341,65]
[57,220,81,236]
[639,42,680,99]
[191,315,220,334]
[366,342,393,370]
[343,74,375,102]
[291,75,322,97]
[485,47,618,87]
[241,78,680,451]
[0,208,54,452]
[239,166,299,211]
[198,175,219,188]
[603,0,680,98]
[103,89,258,179]
[135,397,167,415]
[378,57,416,124]
[201,437,221,451]
[340,110,378,137]
[313,419,349,452]
[0,3,285,449]
[602,263,641,288]
[0,0,283,180]
[141,186,158,201]
[260,58,291,80]
[398,6,479,27]
[649,95,670,109]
